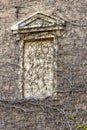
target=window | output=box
[11,12,65,98]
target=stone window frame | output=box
[11,12,65,99]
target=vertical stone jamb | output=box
[18,40,24,98]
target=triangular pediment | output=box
[11,12,65,31]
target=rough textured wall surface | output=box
[24,39,55,98]
[0,0,87,130]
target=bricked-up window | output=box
[11,12,65,98]
[23,39,56,98]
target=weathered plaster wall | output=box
[0,0,87,130]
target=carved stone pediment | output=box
[11,12,65,34]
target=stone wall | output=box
[0,0,87,129]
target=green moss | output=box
[77,125,87,130]
[69,115,76,121]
